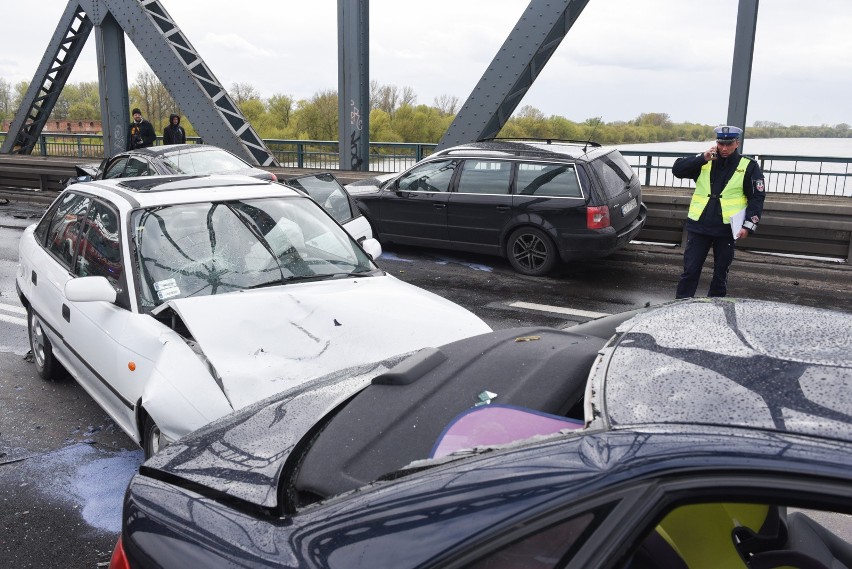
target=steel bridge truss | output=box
[4,0,759,169]
[2,0,277,166]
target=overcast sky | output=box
[2,0,851,127]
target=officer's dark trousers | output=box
[675,231,736,298]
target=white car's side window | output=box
[44,193,91,269]
[74,201,129,309]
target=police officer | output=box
[673,125,766,298]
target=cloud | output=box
[201,33,276,59]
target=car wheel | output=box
[507,227,558,276]
[27,309,56,380]
[143,415,164,459]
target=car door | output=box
[512,161,587,234]
[287,173,373,242]
[378,159,458,244]
[447,159,514,254]
[65,199,138,434]
[30,192,92,380]
[102,156,130,179]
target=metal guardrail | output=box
[0,149,849,263]
[621,151,852,197]
[2,131,851,197]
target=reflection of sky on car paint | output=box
[18,444,143,532]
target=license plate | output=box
[621,198,637,216]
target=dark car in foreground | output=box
[68,143,277,183]
[346,139,647,275]
[110,299,852,569]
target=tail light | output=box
[108,537,130,569]
[586,205,611,229]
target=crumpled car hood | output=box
[159,275,490,410]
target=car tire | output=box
[27,309,56,380]
[506,227,558,276]
[142,415,164,459]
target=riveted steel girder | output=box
[91,0,277,165]
[436,0,590,151]
[338,0,369,171]
[0,3,93,154]
[727,0,759,151]
[3,0,277,166]
[92,8,132,158]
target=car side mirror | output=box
[361,238,382,260]
[66,175,92,187]
[65,276,117,303]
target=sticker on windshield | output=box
[153,278,177,292]
[157,286,181,300]
[154,278,180,300]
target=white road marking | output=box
[508,301,609,319]
[0,302,27,315]
[0,313,27,326]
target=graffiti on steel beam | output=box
[113,125,126,154]
[350,100,363,170]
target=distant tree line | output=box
[2,74,851,143]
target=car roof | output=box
[121,143,235,158]
[597,298,852,442]
[433,139,616,162]
[66,175,301,208]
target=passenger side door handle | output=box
[433,203,447,209]
[62,304,70,323]
[496,205,510,212]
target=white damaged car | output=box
[16,175,490,457]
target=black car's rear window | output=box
[589,152,636,199]
[515,163,582,198]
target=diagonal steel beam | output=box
[95,0,277,166]
[0,2,93,154]
[437,0,590,151]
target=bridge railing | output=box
[621,150,852,197]
[2,131,850,197]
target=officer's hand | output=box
[736,228,749,240]
[703,147,718,162]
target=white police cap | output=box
[714,125,743,140]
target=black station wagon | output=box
[346,139,647,275]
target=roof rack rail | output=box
[477,137,602,148]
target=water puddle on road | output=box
[9,443,143,532]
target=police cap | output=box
[714,125,743,141]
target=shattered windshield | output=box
[131,197,377,309]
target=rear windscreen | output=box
[590,152,637,199]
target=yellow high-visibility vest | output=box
[688,157,750,223]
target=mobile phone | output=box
[710,150,718,159]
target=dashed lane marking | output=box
[508,301,609,319]
[0,302,27,315]
[0,302,27,326]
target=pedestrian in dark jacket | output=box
[672,125,766,299]
[162,113,186,145]
[128,108,156,149]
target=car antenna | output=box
[584,117,603,153]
